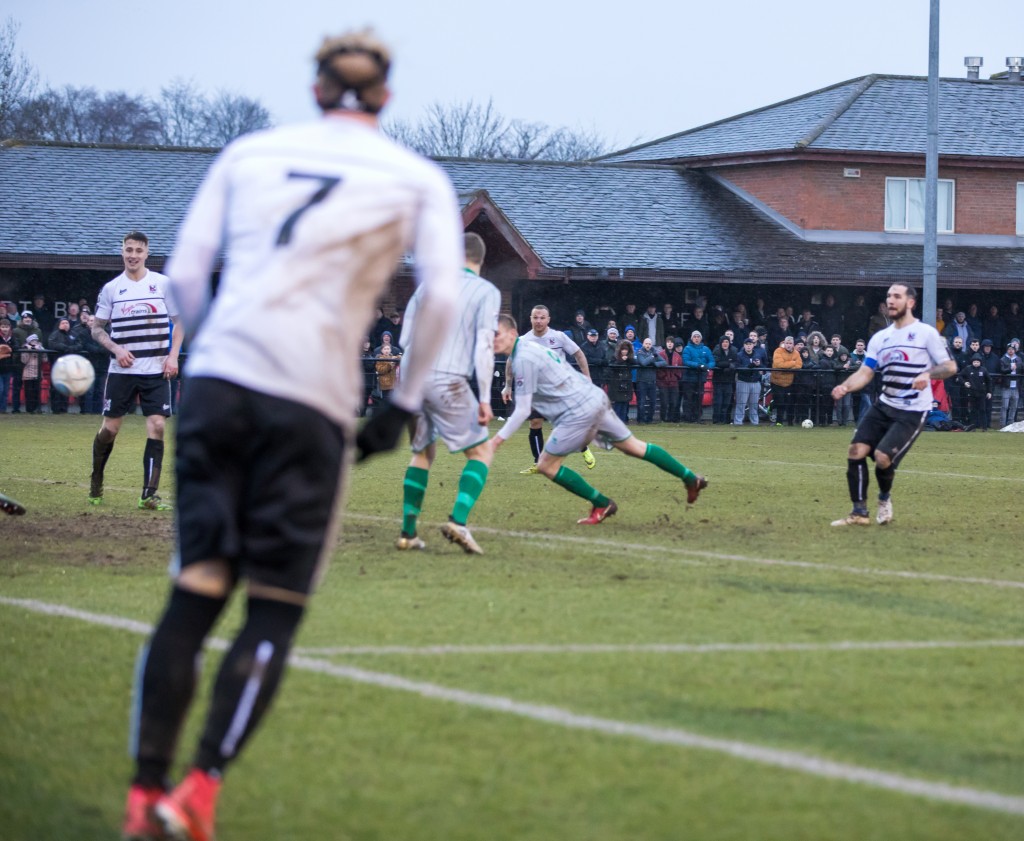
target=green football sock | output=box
[553,466,609,507]
[401,465,430,536]
[642,443,696,484]
[451,459,489,525]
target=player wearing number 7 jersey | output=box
[120,29,462,841]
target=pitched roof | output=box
[601,75,1024,163]
[1,140,1022,287]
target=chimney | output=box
[1007,57,1024,82]
[964,56,983,79]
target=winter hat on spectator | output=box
[587,328,598,336]
[607,327,619,338]
[691,330,702,340]
[624,324,636,334]
[743,336,755,344]
[381,331,392,340]
[21,311,32,319]
[26,333,38,343]
[981,339,993,347]
[971,353,983,362]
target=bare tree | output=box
[157,78,209,146]
[200,91,271,146]
[12,85,161,144]
[0,16,37,136]
[384,97,610,161]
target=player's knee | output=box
[874,451,892,469]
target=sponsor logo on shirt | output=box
[119,302,160,317]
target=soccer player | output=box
[501,304,597,473]
[90,231,184,510]
[120,29,461,841]
[490,314,707,524]
[829,283,956,526]
[396,232,501,555]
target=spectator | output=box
[639,304,664,347]
[929,377,950,414]
[30,293,55,336]
[661,303,681,338]
[961,353,991,430]
[844,294,870,342]
[623,325,640,354]
[850,338,873,421]
[829,333,850,357]
[771,335,802,426]
[980,339,1000,425]
[593,302,617,327]
[943,310,974,344]
[0,319,16,412]
[568,310,592,346]
[711,335,736,423]
[805,330,828,363]
[359,337,376,417]
[793,346,816,422]
[766,314,793,352]
[946,335,969,422]
[635,337,663,423]
[20,333,44,413]
[66,302,82,328]
[965,303,983,339]
[796,307,819,335]
[605,326,620,352]
[867,301,891,337]
[46,317,81,414]
[656,337,682,423]
[72,313,107,414]
[999,341,1021,427]
[732,335,765,426]
[982,306,1005,350]
[728,309,748,339]
[689,305,711,341]
[608,341,635,423]
[817,345,838,425]
[819,293,843,339]
[681,330,714,423]
[833,348,856,426]
[934,308,945,336]
[1004,302,1023,341]
[370,307,396,348]
[751,298,770,328]
[374,332,401,404]
[581,328,609,387]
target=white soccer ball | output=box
[51,354,96,397]
[801,418,814,429]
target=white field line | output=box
[2,596,1023,817]
[292,639,1024,656]
[694,455,1024,483]
[345,513,1024,590]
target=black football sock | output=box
[847,458,869,511]
[132,587,228,789]
[875,464,895,498]
[91,429,115,492]
[193,597,305,775]
[142,438,164,498]
[529,427,544,462]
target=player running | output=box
[120,29,461,841]
[502,304,597,473]
[395,232,501,555]
[830,283,956,526]
[490,314,706,524]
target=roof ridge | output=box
[795,74,878,149]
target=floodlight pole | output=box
[922,0,940,325]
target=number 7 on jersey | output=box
[276,172,342,246]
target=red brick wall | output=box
[718,161,1024,235]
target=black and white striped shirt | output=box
[95,270,175,376]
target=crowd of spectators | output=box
[4,293,1023,429]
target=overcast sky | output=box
[6,0,1022,150]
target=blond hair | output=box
[314,29,391,114]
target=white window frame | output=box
[884,177,955,233]
[1017,182,1024,236]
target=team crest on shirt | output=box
[150,284,158,293]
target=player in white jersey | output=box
[90,231,184,511]
[829,283,955,526]
[395,232,501,554]
[490,314,707,525]
[501,304,597,473]
[120,30,461,841]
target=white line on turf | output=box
[291,639,1024,656]
[345,513,1024,590]
[2,595,1023,817]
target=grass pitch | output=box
[1,414,1022,840]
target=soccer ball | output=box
[51,354,96,397]
[801,418,814,429]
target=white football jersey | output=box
[509,339,604,425]
[94,269,175,376]
[166,117,462,427]
[865,319,951,412]
[519,327,580,361]
[401,267,500,380]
